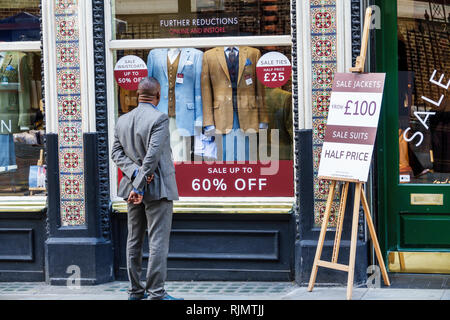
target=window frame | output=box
[105,0,296,203]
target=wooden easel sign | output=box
[317,72,385,182]
[308,7,390,301]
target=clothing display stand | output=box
[307,7,390,300]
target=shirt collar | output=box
[168,48,180,57]
[139,101,157,108]
[168,48,180,54]
[224,46,239,53]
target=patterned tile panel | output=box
[59,121,83,147]
[311,34,337,61]
[312,90,331,118]
[314,200,339,227]
[312,118,327,145]
[56,42,80,68]
[310,6,337,35]
[311,62,336,90]
[57,95,82,121]
[55,15,79,42]
[54,0,86,226]
[310,0,337,6]
[310,0,338,228]
[314,175,340,201]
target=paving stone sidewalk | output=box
[0,281,448,300]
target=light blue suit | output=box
[147,48,203,137]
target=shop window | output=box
[109,0,294,199]
[0,51,44,196]
[0,1,44,196]
[397,0,450,184]
[113,45,294,198]
[112,0,291,40]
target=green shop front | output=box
[375,0,450,274]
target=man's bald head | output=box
[137,77,161,105]
[137,77,160,96]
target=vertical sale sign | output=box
[318,73,386,182]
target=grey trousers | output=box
[126,198,173,299]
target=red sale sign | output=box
[174,161,294,197]
[256,51,292,88]
[118,161,294,197]
[114,55,148,91]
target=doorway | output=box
[375,0,450,273]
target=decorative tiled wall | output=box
[54,0,86,226]
[310,0,338,228]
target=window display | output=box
[112,0,291,40]
[114,45,293,197]
[397,1,450,184]
[111,0,294,199]
[201,46,268,161]
[147,47,204,161]
[0,51,45,195]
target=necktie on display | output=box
[227,47,238,79]
[228,47,236,66]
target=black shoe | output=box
[128,292,148,300]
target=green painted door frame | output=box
[375,0,450,264]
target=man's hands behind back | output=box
[127,174,155,205]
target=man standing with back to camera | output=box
[111,77,182,300]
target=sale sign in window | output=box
[174,160,294,197]
[318,73,386,182]
[114,55,148,91]
[256,51,292,88]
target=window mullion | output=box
[0,41,41,52]
[108,35,292,50]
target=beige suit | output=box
[201,46,269,134]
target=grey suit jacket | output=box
[111,103,179,201]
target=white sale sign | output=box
[318,73,386,182]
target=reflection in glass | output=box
[0,51,45,195]
[0,1,41,41]
[397,0,450,184]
